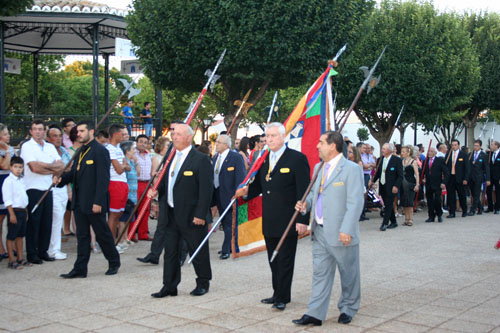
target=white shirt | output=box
[493,149,499,162]
[436,151,445,158]
[269,144,286,172]
[168,145,192,208]
[2,173,29,209]
[315,153,342,225]
[107,143,127,183]
[20,138,61,191]
[381,155,391,185]
[214,148,230,188]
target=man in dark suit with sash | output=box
[236,122,310,311]
[423,147,449,222]
[58,120,120,278]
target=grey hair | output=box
[219,134,231,147]
[265,122,286,136]
[120,140,134,154]
[0,123,7,133]
[385,143,395,152]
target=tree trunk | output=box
[463,108,480,151]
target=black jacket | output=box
[489,150,500,181]
[469,150,490,183]
[424,156,449,190]
[445,150,470,183]
[373,155,403,190]
[59,139,110,213]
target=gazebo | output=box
[0,0,163,139]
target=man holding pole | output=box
[293,131,364,326]
[235,122,310,311]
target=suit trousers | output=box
[447,176,467,214]
[215,188,235,255]
[469,178,483,212]
[26,189,53,260]
[379,184,396,225]
[486,179,500,210]
[162,206,212,291]
[48,187,68,256]
[73,207,120,274]
[307,226,360,320]
[264,235,298,304]
[426,186,443,219]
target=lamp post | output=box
[203,119,211,140]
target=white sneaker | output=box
[119,242,129,251]
[53,252,67,260]
[116,244,125,254]
[93,243,101,254]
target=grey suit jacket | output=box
[305,156,364,247]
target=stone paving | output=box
[1,210,500,332]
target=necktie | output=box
[429,157,433,171]
[168,152,182,206]
[474,152,478,162]
[214,155,222,188]
[452,151,456,175]
[316,163,331,221]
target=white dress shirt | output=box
[315,153,342,225]
[269,144,286,172]
[20,138,61,191]
[167,145,192,208]
[381,155,391,185]
[214,148,229,189]
[2,173,29,209]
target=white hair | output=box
[384,143,395,152]
[265,122,286,136]
[219,134,231,147]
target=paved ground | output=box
[1,210,500,332]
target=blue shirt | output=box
[125,157,138,204]
[123,106,133,125]
[141,108,153,124]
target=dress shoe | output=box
[338,313,352,324]
[485,209,493,213]
[387,223,398,229]
[292,314,322,326]
[105,265,120,275]
[425,218,435,223]
[261,297,275,304]
[468,211,475,216]
[379,224,387,231]
[40,254,55,262]
[272,302,286,310]
[447,214,456,218]
[60,270,87,279]
[462,212,468,218]
[151,287,178,298]
[137,255,159,265]
[220,253,230,260]
[438,216,443,222]
[190,286,209,296]
[28,256,43,265]
[495,210,499,215]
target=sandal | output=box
[407,220,413,226]
[8,261,23,270]
[17,259,33,267]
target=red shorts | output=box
[109,181,129,212]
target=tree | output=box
[127,0,374,140]
[1,0,33,16]
[335,0,480,150]
[357,127,370,142]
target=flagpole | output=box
[266,91,278,125]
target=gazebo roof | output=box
[0,0,129,55]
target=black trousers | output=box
[215,189,235,255]
[162,206,212,291]
[380,184,396,225]
[487,178,500,210]
[264,235,298,304]
[73,208,120,274]
[447,176,467,214]
[469,178,483,212]
[26,189,53,260]
[426,186,442,219]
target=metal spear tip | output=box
[270,250,278,263]
[31,205,38,214]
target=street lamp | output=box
[203,119,211,140]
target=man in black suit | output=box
[423,147,449,222]
[150,124,213,298]
[212,134,245,259]
[370,143,403,231]
[58,120,120,278]
[468,139,490,216]
[236,122,310,311]
[486,141,500,214]
[445,139,470,218]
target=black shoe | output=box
[220,253,230,260]
[261,297,275,304]
[272,302,286,310]
[387,223,398,229]
[60,270,87,279]
[379,224,387,231]
[338,313,352,324]
[438,217,443,222]
[190,286,209,296]
[136,255,159,265]
[447,214,456,218]
[40,254,55,262]
[28,256,43,265]
[151,287,178,298]
[467,211,475,216]
[485,209,493,213]
[292,314,322,326]
[105,265,120,275]
[477,210,482,215]
[462,212,468,218]
[425,218,435,223]
[495,210,500,215]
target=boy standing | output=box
[2,157,31,269]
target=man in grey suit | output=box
[292,131,364,326]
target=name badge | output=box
[280,168,290,173]
[184,171,193,176]
[333,181,344,187]
[86,160,94,165]
[458,158,463,161]
[227,166,235,171]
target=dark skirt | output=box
[400,178,416,207]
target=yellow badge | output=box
[458,158,463,161]
[86,160,94,165]
[280,168,290,173]
[183,171,194,176]
[227,166,235,171]
[333,181,344,187]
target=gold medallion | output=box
[319,185,323,194]
[265,174,271,182]
[76,164,80,171]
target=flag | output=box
[232,64,337,258]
